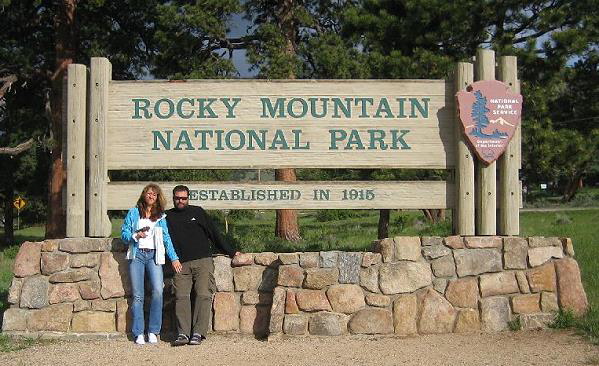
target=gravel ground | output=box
[1,330,597,366]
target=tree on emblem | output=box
[470,90,507,139]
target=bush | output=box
[554,213,573,225]
[549,309,577,329]
[315,210,361,222]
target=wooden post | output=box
[474,49,497,235]
[88,57,112,237]
[65,64,87,237]
[454,62,475,235]
[498,56,520,235]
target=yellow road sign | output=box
[13,196,26,210]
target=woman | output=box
[121,183,182,345]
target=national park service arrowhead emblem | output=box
[456,80,522,164]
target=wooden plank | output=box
[65,64,87,237]
[474,49,497,235]
[105,80,455,169]
[498,56,520,235]
[453,62,475,235]
[106,181,454,210]
[88,58,112,237]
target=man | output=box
[166,185,240,346]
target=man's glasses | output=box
[174,196,189,201]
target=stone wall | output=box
[1,236,589,337]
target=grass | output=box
[0,334,53,352]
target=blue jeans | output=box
[129,249,164,337]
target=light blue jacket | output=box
[121,207,179,262]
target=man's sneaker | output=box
[188,333,204,345]
[135,334,146,345]
[148,333,158,344]
[172,334,189,346]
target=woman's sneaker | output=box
[148,333,158,344]
[188,334,205,345]
[173,334,189,346]
[135,334,146,345]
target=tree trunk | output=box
[378,209,390,239]
[562,175,583,202]
[422,209,445,224]
[46,0,77,238]
[274,0,301,241]
[1,159,15,247]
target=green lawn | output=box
[1,208,598,344]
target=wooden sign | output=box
[456,80,522,164]
[106,80,455,169]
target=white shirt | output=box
[137,218,157,249]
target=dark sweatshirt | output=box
[166,205,236,263]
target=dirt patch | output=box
[1,330,597,366]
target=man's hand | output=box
[233,251,241,258]
[172,260,183,273]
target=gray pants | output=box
[173,257,215,337]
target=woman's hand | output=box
[172,260,183,273]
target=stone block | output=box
[254,252,279,267]
[233,266,265,291]
[527,262,556,293]
[444,236,464,249]
[480,296,510,332]
[379,262,432,294]
[259,267,278,292]
[338,252,362,284]
[49,268,95,283]
[372,238,394,263]
[299,252,319,268]
[109,239,127,252]
[269,287,285,334]
[418,289,457,334]
[283,314,308,335]
[41,240,59,252]
[74,299,91,312]
[528,236,562,248]
[503,237,528,270]
[70,253,100,268]
[393,294,417,336]
[393,236,422,261]
[445,277,478,308]
[116,298,131,333]
[319,251,339,268]
[239,305,269,336]
[309,312,348,336]
[421,236,443,246]
[277,265,304,287]
[528,246,563,267]
[13,241,41,277]
[561,238,575,257]
[422,245,451,260]
[454,309,480,333]
[454,249,502,277]
[279,253,299,265]
[519,313,555,330]
[41,252,70,275]
[516,271,531,294]
[231,253,254,266]
[555,258,589,316]
[59,238,110,253]
[78,279,101,300]
[511,294,541,314]
[7,277,23,304]
[28,303,73,332]
[349,308,393,334]
[242,291,260,305]
[295,290,332,312]
[431,255,456,278]
[71,310,115,332]
[213,292,239,331]
[327,284,365,314]
[48,283,80,304]
[479,272,519,297]
[361,252,382,267]
[541,292,559,312]
[2,308,29,331]
[99,252,129,298]
[304,268,339,289]
[20,275,49,309]
[91,299,117,312]
[365,294,391,307]
[359,266,379,293]
[213,255,234,292]
[464,236,502,249]
[433,278,448,294]
[285,289,299,314]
